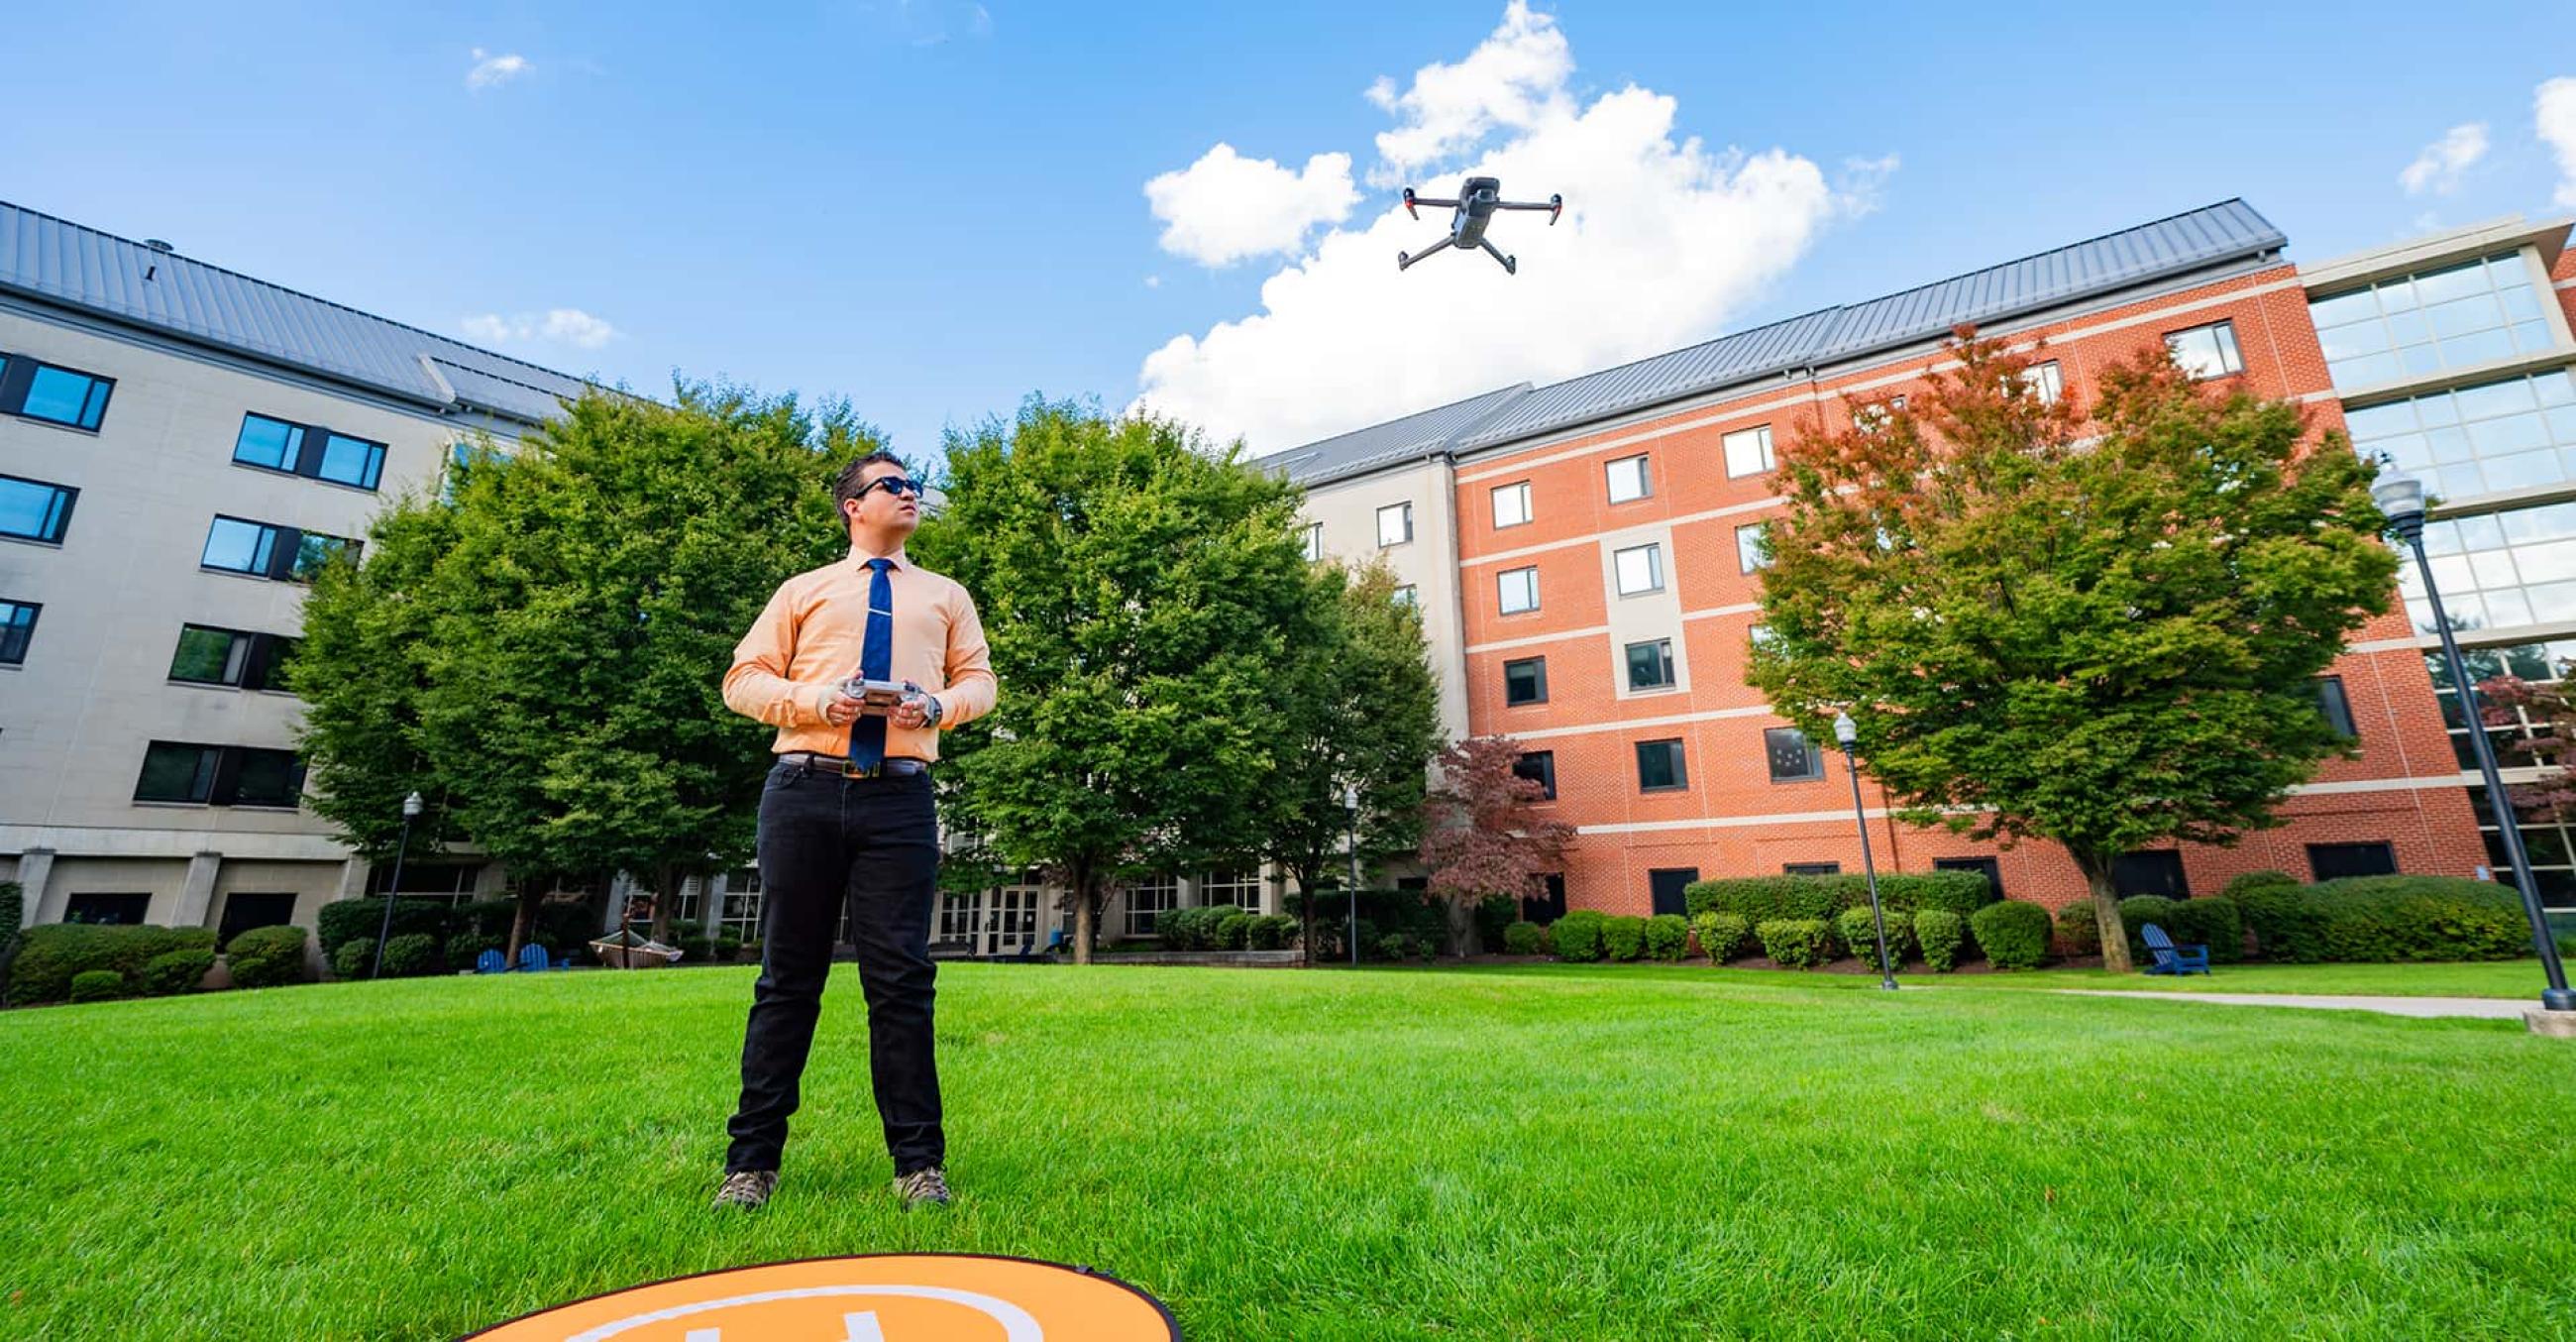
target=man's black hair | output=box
[833,448,911,508]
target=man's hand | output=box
[819,687,862,727]
[891,689,938,731]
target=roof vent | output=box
[144,239,174,254]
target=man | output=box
[712,448,997,1212]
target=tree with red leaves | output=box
[1419,735,1574,956]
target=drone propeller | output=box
[1402,187,1417,220]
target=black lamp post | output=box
[1833,712,1899,991]
[1342,781,1362,968]
[2373,469,2574,1013]
[370,791,425,980]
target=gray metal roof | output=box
[0,198,595,424]
[1268,383,1532,487]
[1405,199,2287,456]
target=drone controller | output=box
[839,677,921,717]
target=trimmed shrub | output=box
[0,880,23,1001]
[1684,869,1995,924]
[1970,900,2053,969]
[226,925,312,989]
[1643,914,1689,961]
[446,938,504,973]
[380,933,439,977]
[2169,897,2246,964]
[1914,908,1966,972]
[1552,909,1607,962]
[1834,907,1912,968]
[1691,912,1751,962]
[1216,913,1253,951]
[1537,923,1556,957]
[2305,876,2528,962]
[1501,921,1544,956]
[69,969,125,1003]
[2055,902,2100,957]
[141,949,215,997]
[2221,869,2301,901]
[1758,918,1833,968]
[2116,896,2184,964]
[1375,933,1418,962]
[1600,916,1648,962]
[1247,915,1293,951]
[317,898,454,958]
[2235,883,2328,962]
[7,925,218,1005]
[333,938,376,980]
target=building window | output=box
[2466,784,2576,909]
[170,625,299,691]
[216,892,298,948]
[1127,873,1178,937]
[2164,320,2244,380]
[1498,566,1539,615]
[64,892,151,925]
[1765,727,1823,783]
[0,474,78,543]
[1934,855,2005,899]
[2112,850,2191,898]
[2022,361,2064,404]
[1783,861,1841,876]
[1513,750,1556,801]
[2344,370,2576,505]
[1613,542,1664,596]
[2309,253,2556,391]
[201,515,358,583]
[2426,639,2575,771]
[231,414,388,492]
[0,599,37,665]
[1636,737,1688,792]
[718,867,765,943]
[1722,424,1773,478]
[134,741,307,808]
[1606,454,1651,503]
[1200,868,1261,911]
[367,862,482,899]
[1391,585,1417,608]
[1504,656,1548,706]
[2311,675,2357,741]
[0,355,114,430]
[1301,521,1323,561]
[2308,841,2399,882]
[1736,522,1770,573]
[1377,503,1413,548]
[1492,481,1532,528]
[2395,501,2576,637]
[1626,638,1674,691]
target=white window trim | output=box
[1613,542,1664,597]
[1722,425,1774,479]
[1499,566,1541,615]
[1376,502,1413,548]
[1492,481,1533,529]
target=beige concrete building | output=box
[0,199,590,938]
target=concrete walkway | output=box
[2052,989,2528,1020]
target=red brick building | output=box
[1290,200,2576,918]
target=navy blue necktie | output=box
[848,558,896,770]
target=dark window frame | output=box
[2308,841,2399,882]
[2111,849,2191,898]
[0,598,37,665]
[1765,726,1825,783]
[134,740,307,809]
[1636,737,1688,793]
[0,353,115,431]
[1648,867,1699,918]
[1503,656,1549,706]
[0,473,79,544]
[2163,319,2245,380]
[1783,861,1841,876]
[216,892,299,948]
[1934,855,2006,900]
[1513,749,1557,801]
[63,892,151,925]
[201,514,358,583]
[169,623,298,691]
[1626,638,1674,691]
[2312,675,2358,741]
[232,413,387,492]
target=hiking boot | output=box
[893,1166,952,1210]
[712,1169,779,1212]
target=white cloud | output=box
[461,308,621,350]
[467,48,532,91]
[2398,122,2488,196]
[1130,3,1864,454]
[1144,145,1360,267]
[2540,78,2576,209]
[1144,275,1162,288]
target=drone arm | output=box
[1406,195,1459,210]
[1499,194,1565,224]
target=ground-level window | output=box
[1199,868,1261,912]
[1783,862,1841,876]
[2112,850,2190,898]
[2307,841,2399,882]
[217,892,298,948]
[64,892,151,925]
[1127,873,1179,937]
[1933,855,2004,900]
[1521,873,1567,924]
[1648,867,1698,918]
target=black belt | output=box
[779,751,930,779]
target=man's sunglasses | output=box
[860,476,923,501]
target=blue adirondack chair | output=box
[516,943,566,972]
[2140,923,2210,976]
[1004,929,1068,963]
[475,949,506,975]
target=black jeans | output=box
[724,760,943,1175]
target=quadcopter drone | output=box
[1396,175,1563,275]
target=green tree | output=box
[296,384,868,954]
[912,399,1316,963]
[1266,559,1447,961]
[1749,331,2394,972]
[296,500,465,862]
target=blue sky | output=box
[3,2,2571,461]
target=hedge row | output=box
[1156,905,1301,952]
[1684,870,1995,925]
[8,925,219,1005]
[315,897,594,963]
[2237,875,2529,963]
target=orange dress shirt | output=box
[722,547,998,761]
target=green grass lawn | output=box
[4,962,2573,1340]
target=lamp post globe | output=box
[2373,466,2572,1013]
